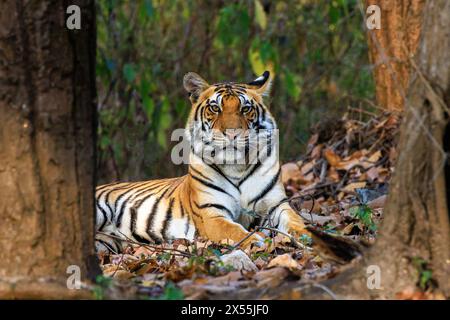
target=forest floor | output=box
[93,112,437,300]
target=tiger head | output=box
[183,71,277,165]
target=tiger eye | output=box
[209,104,220,113]
[241,105,251,113]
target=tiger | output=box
[95,71,309,253]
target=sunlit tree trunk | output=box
[367,0,450,298]
[366,0,425,111]
[0,0,98,298]
[283,0,449,300]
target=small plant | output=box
[158,252,172,262]
[412,257,433,290]
[153,282,184,300]
[349,204,377,231]
[299,234,313,246]
[92,275,113,300]
[251,251,271,260]
[323,223,337,233]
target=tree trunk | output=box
[367,0,450,298]
[366,0,425,111]
[279,0,449,299]
[0,0,98,298]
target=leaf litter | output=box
[96,112,409,299]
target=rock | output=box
[220,250,258,272]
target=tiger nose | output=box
[224,129,242,140]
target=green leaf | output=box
[329,3,340,25]
[100,136,110,149]
[155,282,184,300]
[156,97,172,149]
[420,270,432,290]
[254,0,267,30]
[142,96,154,120]
[144,0,154,17]
[299,234,312,246]
[350,204,376,230]
[285,71,301,100]
[216,4,250,46]
[123,63,136,83]
[249,47,265,76]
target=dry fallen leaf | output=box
[281,163,302,185]
[367,150,382,163]
[267,254,301,270]
[324,149,342,167]
[342,182,366,192]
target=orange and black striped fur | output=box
[95,71,309,253]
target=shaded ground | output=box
[91,112,440,300]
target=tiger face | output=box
[183,71,277,165]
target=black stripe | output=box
[96,239,116,253]
[96,202,108,231]
[248,168,281,206]
[238,161,261,187]
[104,183,136,209]
[166,180,182,198]
[194,101,202,121]
[129,206,152,244]
[133,233,152,244]
[195,201,234,219]
[95,181,122,192]
[161,198,175,240]
[112,238,122,251]
[145,186,171,243]
[129,206,151,244]
[190,173,231,196]
[109,182,150,225]
[97,188,114,221]
[115,181,168,228]
[184,216,190,237]
[209,163,240,192]
[179,199,185,217]
[113,181,145,213]
[103,183,138,221]
[189,165,213,182]
[200,105,206,131]
[188,196,202,219]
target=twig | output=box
[289,194,315,224]
[229,226,261,252]
[257,226,310,251]
[347,106,379,118]
[97,231,192,257]
[111,252,125,277]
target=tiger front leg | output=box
[199,212,264,248]
[266,202,311,240]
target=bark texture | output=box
[366,0,425,111]
[276,0,449,299]
[369,0,450,298]
[0,0,98,298]
[340,0,449,299]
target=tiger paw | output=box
[240,233,265,249]
[286,220,309,237]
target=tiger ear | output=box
[247,71,272,97]
[183,72,210,103]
